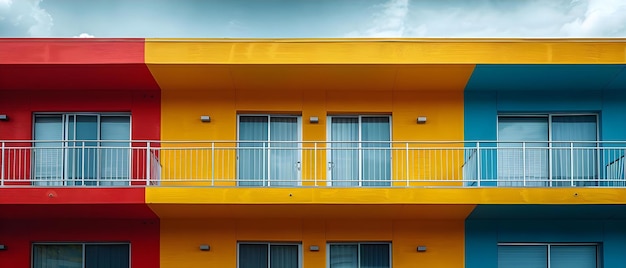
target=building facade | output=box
[1,38,626,268]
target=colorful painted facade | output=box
[1,38,626,268]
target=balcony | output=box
[0,140,625,187]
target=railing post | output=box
[476,142,481,187]
[570,142,575,187]
[146,142,151,186]
[406,142,409,187]
[211,142,215,186]
[522,142,526,186]
[1,141,4,186]
[81,141,85,186]
[314,142,317,187]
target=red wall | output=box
[0,90,160,184]
[0,218,159,268]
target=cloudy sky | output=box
[0,0,625,38]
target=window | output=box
[32,243,130,268]
[497,114,598,186]
[33,114,131,186]
[328,243,391,268]
[238,243,301,268]
[328,116,391,186]
[238,115,301,186]
[498,243,599,268]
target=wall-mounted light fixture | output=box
[309,245,320,252]
[0,244,6,250]
[416,116,427,124]
[309,116,319,124]
[200,115,211,123]
[0,115,7,121]
[416,245,427,252]
[199,244,211,251]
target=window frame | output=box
[31,112,132,186]
[236,114,303,186]
[31,242,131,268]
[326,115,393,187]
[497,242,600,268]
[496,113,600,186]
[236,242,302,268]
[326,242,392,268]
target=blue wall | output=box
[466,219,626,268]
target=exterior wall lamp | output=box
[416,116,427,124]
[309,116,319,124]
[200,115,211,122]
[0,115,7,121]
[416,245,427,252]
[199,244,210,251]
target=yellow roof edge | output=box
[144,37,626,43]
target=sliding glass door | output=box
[33,114,131,186]
[238,115,301,186]
[497,115,597,186]
[328,116,391,186]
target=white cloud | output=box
[347,0,626,38]
[347,0,409,37]
[561,0,626,36]
[74,32,95,38]
[0,0,53,36]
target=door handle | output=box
[295,161,301,171]
[328,161,334,170]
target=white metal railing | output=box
[0,140,625,187]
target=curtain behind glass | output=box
[67,115,99,186]
[330,244,358,268]
[238,116,269,186]
[498,245,547,268]
[269,117,299,186]
[239,244,269,268]
[270,245,298,268]
[33,244,82,268]
[100,116,131,186]
[497,117,549,186]
[34,116,64,186]
[361,117,391,187]
[330,118,359,186]
[85,244,130,268]
[360,244,390,268]
[551,116,597,186]
[550,245,597,268]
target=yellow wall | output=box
[160,219,465,268]
[157,87,465,186]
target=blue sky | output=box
[1,0,625,38]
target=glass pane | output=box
[100,116,131,186]
[33,244,83,268]
[497,117,549,186]
[85,244,130,268]
[270,245,298,268]
[239,244,269,268]
[331,117,359,186]
[498,245,547,268]
[269,117,299,186]
[33,116,64,186]
[361,117,391,187]
[551,116,598,186]
[67,115,99,186]
[360,244,390,268]
[550,245,597,268]
[238,116,269,186]
[330,244,358,268]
